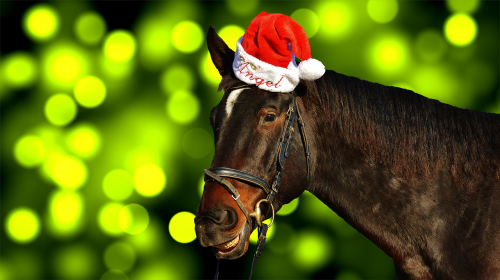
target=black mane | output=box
[311,70,500,189]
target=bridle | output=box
[203,84,311,280]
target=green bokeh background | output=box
[1,1,498,279]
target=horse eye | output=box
[264,114,276,123]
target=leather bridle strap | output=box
[204,169,253,227]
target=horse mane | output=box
[309,70,500,190]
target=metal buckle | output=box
[232,194,240,200]
[249,199,275,228]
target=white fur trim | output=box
[232,37,299,93]
[298,58,325,81]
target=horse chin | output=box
[212,222,250,259]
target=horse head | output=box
[194,27,312,260]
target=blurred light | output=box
[65,123,101,159]
[444,13,477,47]
[74,12,107,45]
[99,55,134,80]
[335,270,362,280]
[45,94,77,126]
[415,29,447,62]
[198,176,204,198]
[42,42,89,88]
[366,0,398,24]
[268,222,297,254]
[291,230,332,271]
[40,147,65,182]
[127,219,167,256]
[291,9,319,38]
[0,260,13,280]
[50,155,87,190]
[48,190,84,237]
[200,51,222,87]
[133,164,166,197]
[103,169,134,201]
[218,25,245,51]
[168,211,196,243]
[73,76,106,108]
[166,91,200,124]
[171,21,203,53]
[23,4,59,42]
[14,135,46,168]
[411,65,461,107]
[316,1,354,40]
[277,197,299,216]
[98,202,124,236]
[226,0,258,16]
[446,0,480,13]
[465,60,497,95]
[104,242,136,272]
[136,16,173,71]
[104,30,137,62]
[5,208,40,244]
[181,128,212,159]
[118,204,149,235]
[101,270,129,280]
[53,244,97,279]
[124,148,162,174]
[160,64,195,95]
[368,33,409,75]
[1,52,37,89]
[249,220,276,244]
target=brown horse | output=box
[194,27,500,279]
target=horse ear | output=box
[207,26,235,77]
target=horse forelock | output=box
[312,70,500,188]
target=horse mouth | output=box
[212,222,250,259]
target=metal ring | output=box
[250,199,275,228]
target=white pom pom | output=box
[298,58,326,81]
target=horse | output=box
[194,26,500,279]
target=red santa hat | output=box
[233,12,325,93]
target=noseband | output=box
[203,86,311,280]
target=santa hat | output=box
[233,12,325,93]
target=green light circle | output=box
[14,135,46,168]
[268,222,297,254]
[101,270,129,280]
[291,9,320,38]
[444,13,477,47]
[74,76,106,108]
[48,190,84,237]
[133,164,166,197]
[103,169,134,201]
[23,4,59,42]
[160,64,194,95]
[200,51,221,86]
[219,25,245,52]
[446,0,480,13]
[181,128,212,159]
[367,0,399,24]
[369,35,409,75]
[166,91,200,124]
[168,211,196,243]
[5,207,40,244]
[415,29,447,62]
[250,220,276,244]
[291,230,332,271]
[1,52,37,89]
[45,94,77,126]
[226,0,258,16]
[277,198,299,216]
[42,43,88,88]
[198,176,204,198]
[104,30,137,62]
[98,202,124,236]
[75,12,107,45]
[65,123,101,159]
[316,1,354,40]
[171,21,203,53]
[53,245,96,279]
[50,155,87,190]
[118,204,149,235]
[104,242,136,272]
